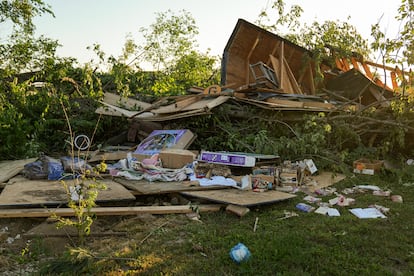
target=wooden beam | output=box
[308,63,316,94]
[297,60,315,95]
[362,62,374,80]
[246,35,260,84]
[270,54,289,93]
[283,57,303,94]
[368,86,390,108]
[0,205,224,218]
[267,40,281,65]
[365,60,411,75]
[341,58,351,71]
[279,41,285,90]
[351,57,360,71]
[390,71,398,90]
[226,204,250,217]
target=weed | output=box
[49,99,106,245]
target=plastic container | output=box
[229,243,251,264]
[296,203,315,212]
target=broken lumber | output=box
[0,204,224,218]
[226,204,250,217]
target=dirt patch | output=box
[0,193,191,274]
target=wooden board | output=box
[98,101,141,117]
[0,204,224,218]
[0,179,135,207]
[151,95,203,114]
[222,19,316,94]
[0,158,37,183]
[180,189,296,207]
[151,96,230,114]
[114,178,228,195]
[88,151,130,162]
[265,98,304,108]
[302,101,335,109]
[103,92,152,110]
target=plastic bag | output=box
[22,160,48,180]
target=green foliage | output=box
[152,50,219,96]
[53,177,106,244]
[136,9,219,96]
[0,0,53,35]
[0,78,47,159]
[371,0,414,67]
[256,0,304,34]
[0,0,57,73]
[257,0,370,58]
[50,101,107,245]
[256,0,370,86]
[139,9,199,70]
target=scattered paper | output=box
[349,208,387,219]
[303,195,321,203]
[315,206,340,216]
[356,185,380,191]
[329,195,355,206]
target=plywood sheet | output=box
[180,189,296,207]
[103,92,152,110]
[0,158,37,183]
[114,178,228,194]
[151,95,202,114]
[0,179,135,207]
[222,19,316,94]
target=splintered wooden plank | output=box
[138,109,209,122]
[180,96,229,111]
[265,98,304,108]
[270,53,303,94]
[95,101,139,118]
[0,158,37,183]
[283,57,303,94]
[368,86,390,108]
[103,92,151,110]
[151,95,202,114]
[0,204,224,218]
[0,179,135,207]
[303,101,335,109]
[270,54,285,91]
[114,178,228,194]
[180,189,296,207]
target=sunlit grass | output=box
[36,168,414,275]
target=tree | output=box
[0,0,58,72]
[0,0,53,34]
[371,0,413,74]
[138,9,199,71]
[256,0,370,73]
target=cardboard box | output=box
[353,159,383,175]
[252,174,275,184]
[159,149,197,169]
[279,168,299,186]
[199,151,256,167]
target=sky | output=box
[31,0,402,68]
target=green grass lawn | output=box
[36,167,414,275]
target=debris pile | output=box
[1,18,410,221]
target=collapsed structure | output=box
[97,19,412,126]
[1,19,412,216]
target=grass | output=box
[27,166,414,275]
